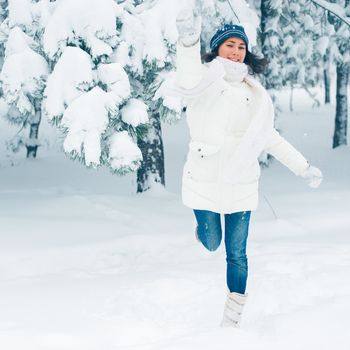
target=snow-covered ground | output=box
[0,89,349,350]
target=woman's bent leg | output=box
[193,209,222,251]
[224,211,251,294]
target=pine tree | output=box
[311,0,350,145]
[259,0,283,89]
[120,0,177,192]
[42,0,146,173]
[41,0,190,190]
[257,0,327,94]
[255,0,349,147]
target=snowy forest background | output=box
[0,0,349,190]
[0,1,349,349]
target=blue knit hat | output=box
[210,24,249,52]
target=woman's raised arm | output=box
[175,9,203,90]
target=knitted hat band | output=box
[210,24,249,52]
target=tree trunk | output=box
[289,84,294,112]
[324,68,331,104]
[260,0,269,53]
[26,99,41,158]
[333,63,348,148]
[260,0,273,90]
[136,109,165,192]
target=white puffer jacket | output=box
[174,41,309,214]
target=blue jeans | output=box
[193,209,251,294]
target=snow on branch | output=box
[42,0,122,60]
[0,26,48,115]
[43,47,94,121]
[310,0,350,27]
[61,87,110,166]
[109,131,142,173]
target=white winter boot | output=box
[220,290,248,328]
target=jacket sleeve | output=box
[263,129,309,176]
[175,40,203,90]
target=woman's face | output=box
[218,37,246,63]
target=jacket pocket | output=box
[185,141,221,182]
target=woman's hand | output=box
[176,7,202,47]
[300,165,323,188]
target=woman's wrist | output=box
[178,36,200,48]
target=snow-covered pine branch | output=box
[0,32,47,114]
[42,0,122,61]
[43,47,94,123]
[311,0,350,27]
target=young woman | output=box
[172,11,323,328]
